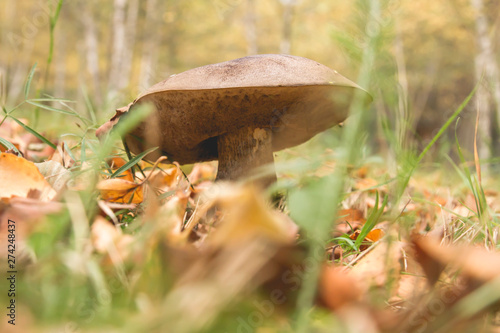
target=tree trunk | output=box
[244,0,258,55]
[82,3,102,105]
[471,0,500,161]
[4,1,35,105]
[139,0,160,91]
[108,0,127,98]
[54,24,66,99]
[119,0,139,91]
[280,0,296,54]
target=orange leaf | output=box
[0,152,56,201]
[337,208,365,224]
[97,179,143,203]
[350,229,384,242]
[109,157,134,182]
[319,265,361,311]
[355,177,378,191]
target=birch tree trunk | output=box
[244,0,258,55]
[119,0,139,91]
[1,0,16,106]
[279,0,297,54]
[108,0,127,98]
[4,1,35,105]
[139,0,160,91]
[471,0,500,161]
[54,24,66,99]
[82,3,102,105]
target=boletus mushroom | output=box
[97,54,371,186]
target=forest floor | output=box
[1,106,500,333]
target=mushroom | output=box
[97,54,371,186]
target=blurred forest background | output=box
[1,0,500,162]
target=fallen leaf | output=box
[412,235,500,283]
[335,208,366,236]
[36,160,72,193]
[148,165,180,190]
[91,216,133,263]
[97,178,143,203]
[188,163,217,184]
[0,197,62,254]
[337,208,365,224]
[206,184,294,246]
[355,177,378,191]
[108,157,134,182]
[349,228,385,251]
[319,265,361,311]
[348,240,403,294]
[0,152,56,201]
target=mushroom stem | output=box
[216,127,277,186]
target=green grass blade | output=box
[0,137,20,153]
[111,104,154,138]
[30,98,75,103]
[398,83,479,199]
[63,141,77,163]
[26,100,78,116]
[111,146,158,178]
[157,190,176,200]
[454,119,488,219]
[332,236,357,251]
[81,137,87,163]
[354,193,387,250]
[9,116,56,149]
[24,63,37,99]
[81,86,97,125]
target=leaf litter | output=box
[1,124,500,332]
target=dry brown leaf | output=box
[91,216,133,262]
[348,241,403,294]
[108,157,134,182]
[412,235,500,283]
[354,165,369,178]
[206,184,293,246]
[355,178,378,191]
[36,160,72,193]
[0,152,56,201]
[147,165,180,190]
[0,197,62,254]
[337,208,365,224]
[97,178,143,203]
[187,163,217,184]
[319,265,361,311]
[423,189,448,206]
[349,229,385,251]
[335,208,366,236]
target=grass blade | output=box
[63,141,77,163]
[354,193,387,250]
[454,121,485,217]
[111,146,158,178]
[10,116,56,149]
[398,83,479,199]
[30,98,75,103]
[26,100,78,116]
[0,137,20,153]
[24,63,37,99]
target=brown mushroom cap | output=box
[100,54,371,164]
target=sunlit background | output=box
[2,0,499,159]
[2,1,500,332]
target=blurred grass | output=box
[1,0,500,332]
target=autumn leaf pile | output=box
[1,118,500,333]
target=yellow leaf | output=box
[0,152,56,201]
[97,178,143,203]
[207,184,293,246]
